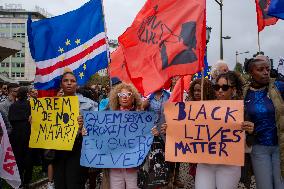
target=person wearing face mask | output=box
[243,55,284,189]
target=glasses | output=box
[117,92,132,98]
[213,84,233,91]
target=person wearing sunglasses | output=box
[194,71,254,189]
[243,55,284,189]
[100,82,142,189]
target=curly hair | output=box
[187,78,215,101]
[215,71,244,100]
[109,83,142,110]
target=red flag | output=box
[109,47,132,84]
[255,0,278,32]
[168,75,192,102]
[118,0,206,96]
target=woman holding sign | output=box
[100,82,142,189]
[244,55,284,189]
[192,71,254,189]
[53,71,98,189]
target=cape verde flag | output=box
[28,0,109,90]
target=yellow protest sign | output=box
[165,100,245,166]
[29,96,80,151]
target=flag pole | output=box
[257,32,261,53]
[100,0,110,64]
[201,68,204,101]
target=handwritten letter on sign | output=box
[80,111,155,168]
[29,96,80,150]
[165,101,244,166]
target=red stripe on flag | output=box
[36,38,106,76]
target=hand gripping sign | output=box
[29,96,80,151]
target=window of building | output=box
[12,33,25,38]
[20,73,24,77]
[0,32,9,38]
[22,43,25,48]
[0,14,14,18]
[0,23,10,28]
[1,62,9,67]
[21,63,24,67]
[15,14,28,19]
[11,72,15,77]
[12,23,25,29]
[16,72,20,77]
[13,52,25,58]
[16,63,21,67]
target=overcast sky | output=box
[1,0,283,69]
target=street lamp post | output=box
[235,51,249,64]
[215,0,223,59]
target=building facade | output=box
[0,5,46,83]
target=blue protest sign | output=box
[80,111,155,168]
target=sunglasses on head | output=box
[213,84,233,91]
[117,92,132,98]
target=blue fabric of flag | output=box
[268,0,284,20]
[27,0,109,90]
[193,56,211,80]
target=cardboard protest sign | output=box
[80,111,155,168]
[165,101,244,166]
[29,96,80,150]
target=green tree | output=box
[87,73,110,87]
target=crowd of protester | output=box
[0,55,283,189]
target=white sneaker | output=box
[47,181,55,189]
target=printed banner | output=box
[29,96,80,150]
[80,111,155,168]
[165,101,245,166]
[0,114,21,188]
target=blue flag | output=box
[28,0,109,90]
[268,0,284,20]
